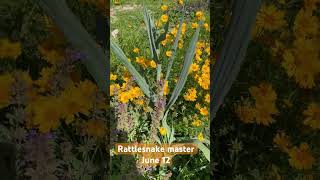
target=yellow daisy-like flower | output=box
[256,4,286,31]
[26,96,64,132]
[160,14,169,23]
[189,63,199,73]
[149,60,157,68]
[204,94,210,103]
[118,91,130,103]
[0,38,22,59]
[197,132,204,142]
[159,127,167,136]
[203,23,210,31]
[110,73,117,81]
[133,48,140,53]
[178,0,184,5]
[303,103,320,130]
[195,11,205,21]
[192,119,202,127]
[288,143,315,170]
[166,51,173,57]
[183,88,197,101]
[273,132,291,153]
[199,107,209,116]
[161,5,168,11]
[192,22,199,29]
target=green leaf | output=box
[36,0,107,91]
[156,64,162,82]
[143,7,159,62]
[193,139,210,162]
[166,21,203,112]
[111,40,151,97]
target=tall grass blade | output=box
[111,40,151,97]
[36,0,107,91]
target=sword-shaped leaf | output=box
[211,0,262,120]
[165,22,202,112]
[193,139,210,162]
[36,0,107,91]
[143,7,159,62]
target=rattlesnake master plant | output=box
[111,3,209,161]
[36,0,107,91]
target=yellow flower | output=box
[163,81,169,95]
[26,96,64,132]
[160,14,169,23]
[191,22,199,29]
[135,56,148,68]
[288,143,315,170]
[183,88,197,101]
[133,48,140,53]
[199,107,209,116]
[119,91,130,103]
[205,47,210,55]
[0,38,21,59]
[110,73,117,81]
[166,51,173,57]
[178,42,183,49]
[159,127,167,136]
[181,22,187,34]
[161,39,167,46]
[195,11,205,21]
[205,94,210,103]
[273,132,291,153]
[303,103,320,130]
[197,132,204,142]
[293,9,319,39]
[249,83,277,104]
[60,81,97,123]
[195,103,201,110]
[161,5,168,11]
[256,4,286,31]
[189,63,199,72]
[155,20,163,28]
[203,23,210,31]
[84,120,106,138]
[0,73,14,108]
[149,60,157,68]
[178,0,184,5]
[171,27,178,37]
[282,39,320,89]
[192,119,202,127]
[235,101,256,124]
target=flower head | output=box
[159,127,167,136]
